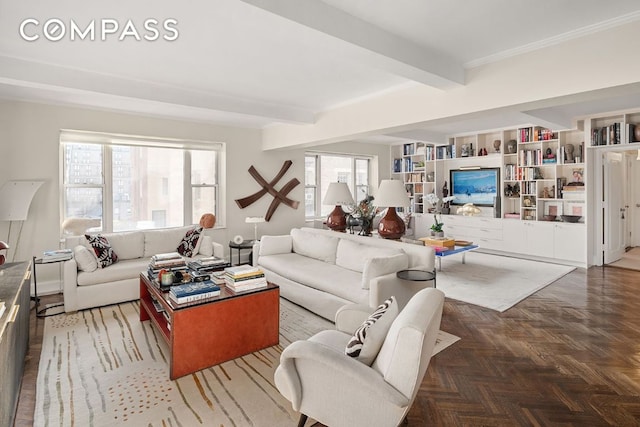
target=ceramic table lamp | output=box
[376,180,410,239]
[322,182,354,232]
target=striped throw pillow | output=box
[345,296,398,365]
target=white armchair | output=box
[274,288,445,427]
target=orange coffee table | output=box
[139,273,279,379]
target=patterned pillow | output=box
[177,227,202,257]
[345,296,398,365]
[85,234,118,268]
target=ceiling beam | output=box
[0,56,316,124]
[238,0,464,89]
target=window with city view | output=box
[305,153,371,218]
[61,132,223,232]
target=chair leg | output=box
[297,413,308,427]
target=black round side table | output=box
[396,269,437,288]
[228,240,255,265]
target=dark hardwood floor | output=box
[15,266,640,426]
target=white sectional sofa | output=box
[62,226,224,312]
[254,227,435,320]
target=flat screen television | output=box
[449,168,500,206]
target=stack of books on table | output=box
[41,249,73,263]
[149,252,187,273]
[169,280,220,304]
[187,256,230,272]
[223,265,267,292]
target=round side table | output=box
[396,269,436,288]
[228,240,255,265]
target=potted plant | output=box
[430,214,444,238]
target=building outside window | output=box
[61,131,224,232]
[305,153,371,218]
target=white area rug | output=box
[436,252,575,312]
[35,298,458,426]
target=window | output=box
[61,131,225,232]
[305,153,371,218]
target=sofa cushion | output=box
[101,231,144,260]
[361,253,409,290]
[73,245,98,272]
[144,226,194,257]
[345,296,398,365]
[85,234,118,268]
[291,228,339,264]
[77,258,149,287]
[177,226,202,257]
[259,253,368,304]
[198,235,214,256]
[259,235,293,256]
[335,239,404,273]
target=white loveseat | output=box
[254,227,435,320]
[62,226,224,312]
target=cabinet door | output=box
[523,221,554,257]
[502,220,525,253]
[554,223,586,263]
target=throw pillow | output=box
[85,234,118,268]
[73,245,98,272]
[259,235,293,256]
[198,235,214,256]
[345,296,399,365]
[177,227,202,257]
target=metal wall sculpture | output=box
[235,160,299,221]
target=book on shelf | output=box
[170,280,220,298]
[169,289,220,304]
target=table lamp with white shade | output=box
[245,216,266,242]
[322,182,355,232]
[375,179,410,239]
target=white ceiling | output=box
[1,0,640,142]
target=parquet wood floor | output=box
[15,266,640,426]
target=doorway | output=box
[595,147,640,267]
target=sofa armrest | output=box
[369,264,435,311]
[334,303,374,334]
[62,259,79,313]
[212,241,224,258]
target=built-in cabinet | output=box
[0,261,31,427]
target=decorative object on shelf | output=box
[523,196,533,207]
[346,195,376,236]
[565,143,575,162]
[561,215,581,223]
[323,182,355,232]
[572,168,583,183]
[456,203,481,216]
[425,191,455,215]
[541,187,551,199]
[460,144,470,157]
[506,139,517,154]
[245,216,266,241]
[233,235,244,245]
[0,241,7,266]
[199,213,216,229]
[376,180,410,240]
[442,181,453,214]
[478,147,488,156]
[426,171,435,182]
[493,140,501,152]
[635,127,640,142]
[430,215,444,238]
[234,160,300,221]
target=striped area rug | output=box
[35,298,458,426]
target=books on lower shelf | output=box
[41,249,73,263]
[169,280,221,304]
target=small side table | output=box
[396,269,437,288]
[32,256,67,317]
[228,240,255,266]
